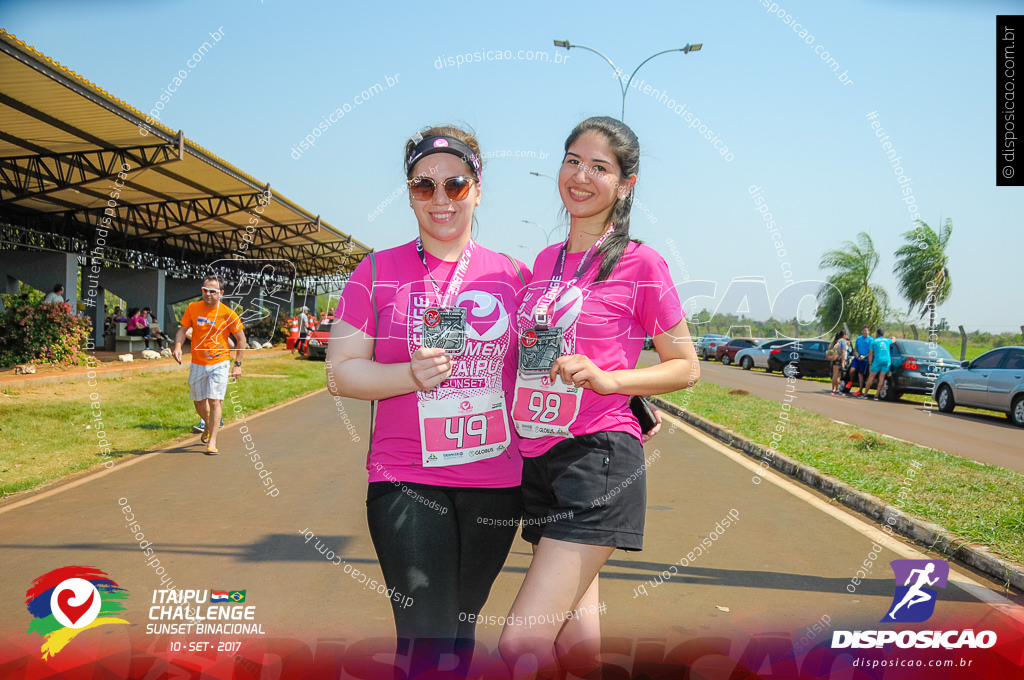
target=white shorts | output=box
[189,362,230,402]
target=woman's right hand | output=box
[410,347,452,391]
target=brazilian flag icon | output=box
[228,590,246,602]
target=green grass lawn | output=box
[659,380,1024,567]
[0,352,326,498]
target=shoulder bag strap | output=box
[366,252,377,466]
[501,253,526,285]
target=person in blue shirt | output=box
[863,328,894,400]
[850,326,873,396]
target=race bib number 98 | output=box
[511,374,581,439]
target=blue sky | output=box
[3,0,1022,332]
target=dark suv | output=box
[766,339,830,378]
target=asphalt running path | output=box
[665,354,1024,474]
[1,387,1022,674]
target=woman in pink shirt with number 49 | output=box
[499,116,700,677]
[326,126,529,672]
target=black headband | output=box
[405,134,482,180]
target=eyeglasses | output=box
[407,175,476,201]
[201,287,221,294]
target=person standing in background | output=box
[850,326,872,397]
[295,306,311,356]
[863,328,894,400]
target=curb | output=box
[650,396,1024,592]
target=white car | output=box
[735,338,794,372]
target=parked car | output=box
[695,334,731,360]
[766,339,831,378]
[716,338,761,366]
[870,339,961,401]
[933,346,1024,427]
[305,319,335,360]
[736,338,793,371]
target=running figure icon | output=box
[887,562,940,620]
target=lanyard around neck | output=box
[533,224,614,329]
[415,237,476,309]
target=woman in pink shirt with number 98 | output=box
[500,116,700,677]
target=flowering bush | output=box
[244,313,293,345]
[0,299,92,366]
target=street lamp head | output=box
[682,43,703,54]
[553,39,572,50]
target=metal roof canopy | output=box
[0,29,371,287]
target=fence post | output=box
[958,325,968,362]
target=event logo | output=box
[25,566,129,659]
[832,559,996,650]
[884,559,948,623]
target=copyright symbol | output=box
[1002,165,1015,179]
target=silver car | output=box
[735,338,793,371]
[933,346,1024,427]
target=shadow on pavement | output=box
[0,534,386,564]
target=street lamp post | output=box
[553,39,702,121]
[521,219,560,245]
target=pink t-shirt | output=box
[336,240,530,487]
[516,241,684,456]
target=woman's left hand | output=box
[550,354,618,395]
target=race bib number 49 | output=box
[418,392,511,467]
[511,374,581,439]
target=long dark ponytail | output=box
[562,116,641,282]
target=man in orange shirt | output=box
[172,275,246,454]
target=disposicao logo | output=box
[884,559,947,623]
[25,566,129,659]
[832,559,996,650]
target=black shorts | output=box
[521,431,646,551]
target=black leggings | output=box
[365,481,520,658]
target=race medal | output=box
[511,373,582,439]
[422,306,467,355]
[518,327,562,374]
[419,392,511,467]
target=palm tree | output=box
[817,232,889,332]
[893,218,953,333]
